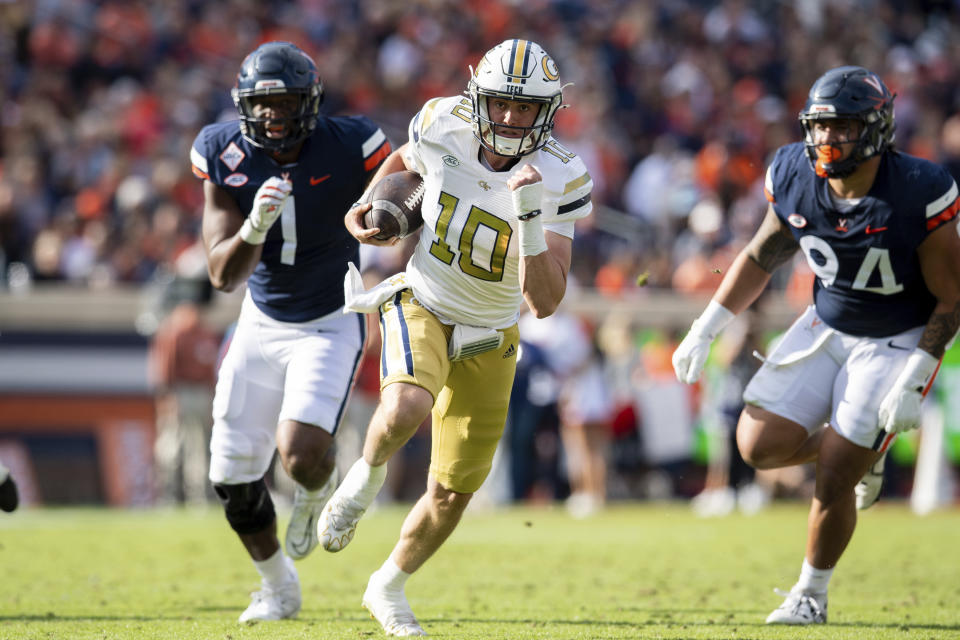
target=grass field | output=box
[0,501,958,639]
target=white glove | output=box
[239,176,292,244]
[878,349,939,433]
[672,300,736,384]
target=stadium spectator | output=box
[672,66,960,625]
[689,301,770,517]
[318,39,593,636]
[521,307,614,517]
[192,41,391,623]
[1,2,958,301]
[503,337,560,503]
[0,460,19,513]
[148,277,219,506]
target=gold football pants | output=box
[379,290,519,493]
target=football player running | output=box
[191,41,391,623]
[673,66,960,625]
[320,39,593,636]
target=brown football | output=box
[363,170,425,240]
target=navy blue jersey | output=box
[765,143,959,337]
[191,116,391,321]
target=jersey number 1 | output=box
[279,196,297,265]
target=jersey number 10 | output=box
[428,191,512,282]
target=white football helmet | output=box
[468,39,565,157]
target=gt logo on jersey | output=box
[478,181,491,191]
[220,142,245,171]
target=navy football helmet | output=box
[799,66,896,178]
[232,42,323,152]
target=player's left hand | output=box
[878,385,923,433]
[878,349,939,433]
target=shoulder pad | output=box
[409,96,473,144]
[539,142,592,223]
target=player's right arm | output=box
[673,203,799,383]
[714,204,799,314]
[201,174,292,291]
[201,181,263,292]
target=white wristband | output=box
[511,181,543,217]
[692,300,736,339]
[518,215,548,256]
[239,218,267,245]
[898,349,940,393]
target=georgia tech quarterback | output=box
[319,39,593,636]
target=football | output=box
[364,170,425,241]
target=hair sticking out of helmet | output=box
[467,39,566,158]
[798,65,896,178]
[232,41,324,153]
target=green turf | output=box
[0,502,958,639]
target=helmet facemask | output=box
[467,39,566,158]
[234,87,319,152]
[232,42,324,153]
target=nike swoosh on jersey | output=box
[865,225,888,234]
[310,174,331,185]
[887,340,911,350]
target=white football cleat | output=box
[285,470,338,560]
[765,587,827,625]
[238,557,301,623]
[362,573,427,636]
[691,487,736,518]
[317,488,369,552]
[855,452,886,510]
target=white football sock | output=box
[343,458,387,506]
[375,557,411,592]
[253,548,293,587]
[796,558,833,594]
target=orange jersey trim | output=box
[364,141,392,172]
[926,197,960,231]
[192,165,210,180]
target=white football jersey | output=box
[402,95,593,329]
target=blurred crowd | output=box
[3,0,960,294]
[3,0,960,511]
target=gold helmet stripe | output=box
[509,39,529,83]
